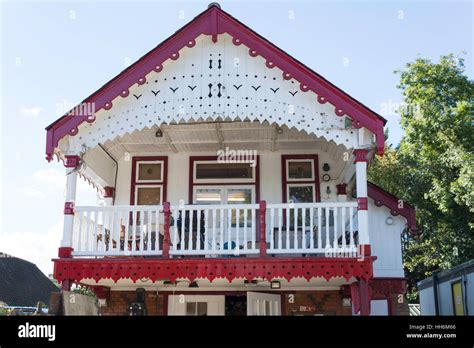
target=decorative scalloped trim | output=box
[53,257,375,283]
[45,6,385,160]
[368,182,417,234]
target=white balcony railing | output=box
[266,202,358,256]
[70,201,359,258]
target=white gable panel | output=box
[65,34,359,154]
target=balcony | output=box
[70,201,359,258]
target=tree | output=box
[369,54,474,301]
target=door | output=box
[194,185,255,250]
[247,292,281,316]
[167,295,225,316]
[452,281,465,316]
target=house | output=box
[0,253,60,308]
[418,260,473,316]
[45,3,416,316]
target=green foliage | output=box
[369,54,474,302]
[0,307,13,316]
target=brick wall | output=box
[389,294,409,316]
[283,290,352,316]
[100,291,165,316]
[100,289,406,316]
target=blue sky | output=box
[0,0,472,275]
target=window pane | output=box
[196,163,253,179]
[137,187,162,205]
[185,302,196,315]
[227,188,253,227]
[197,302,208,316]
[288,161,313,179]
[195,188,222,204]
[288,185,314,203]
[227,188,252,204]
[138,163,162,181]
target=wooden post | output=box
[61,279,72,291]
[359,278,370,316]
[259,200,267,257]
[163,202,171,258]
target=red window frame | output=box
[188,156,260,204]
[281,155,320,203]
[130,156,168,205]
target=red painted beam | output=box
[163,202,171,258]
[52,256,375,284]
[259,200,267,257]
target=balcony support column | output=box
[60,157,80,257]
[354,150,370,250]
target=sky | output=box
[0,0,472,276]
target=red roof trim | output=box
[45,4,386,161]
[367,182,416,234]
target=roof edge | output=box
[45,4,386,161]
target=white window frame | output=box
[135,160,165,183]
[286,159,315,182]
[193,160,256,184]
[134,184,164,206]
[286,183,316,203]
[193,185,256,205]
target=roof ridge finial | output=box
[208,2,221,9]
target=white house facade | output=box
[46,4,416,316]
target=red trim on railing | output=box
[45,5,386,161]
[367,182,416,234]
[64,202,75,215]
[336,183,347,195]
[357,197,368,210]
[53,256,375,284]
[103,186,115,198]
[353,149,369,163]
[163,202,171,259]
[358,244,371,256]
[259,200,267,257]
[64,155,80,168]
[58,247,73,258]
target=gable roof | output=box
[0,255,59,307]
[45,3,387,161]
[367,181,417,234]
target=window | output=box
[131,157,167,206]
[189,156,259,204]
[287,160,314,181]
[282,155,320,203]
[193,160,256,184]
[186,302,208,316]
[194,186,255,227]
[287,183,316,203]
[195,162,253,180]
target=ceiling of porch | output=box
[101,120,349,160]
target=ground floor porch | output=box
[53,255,408,315]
